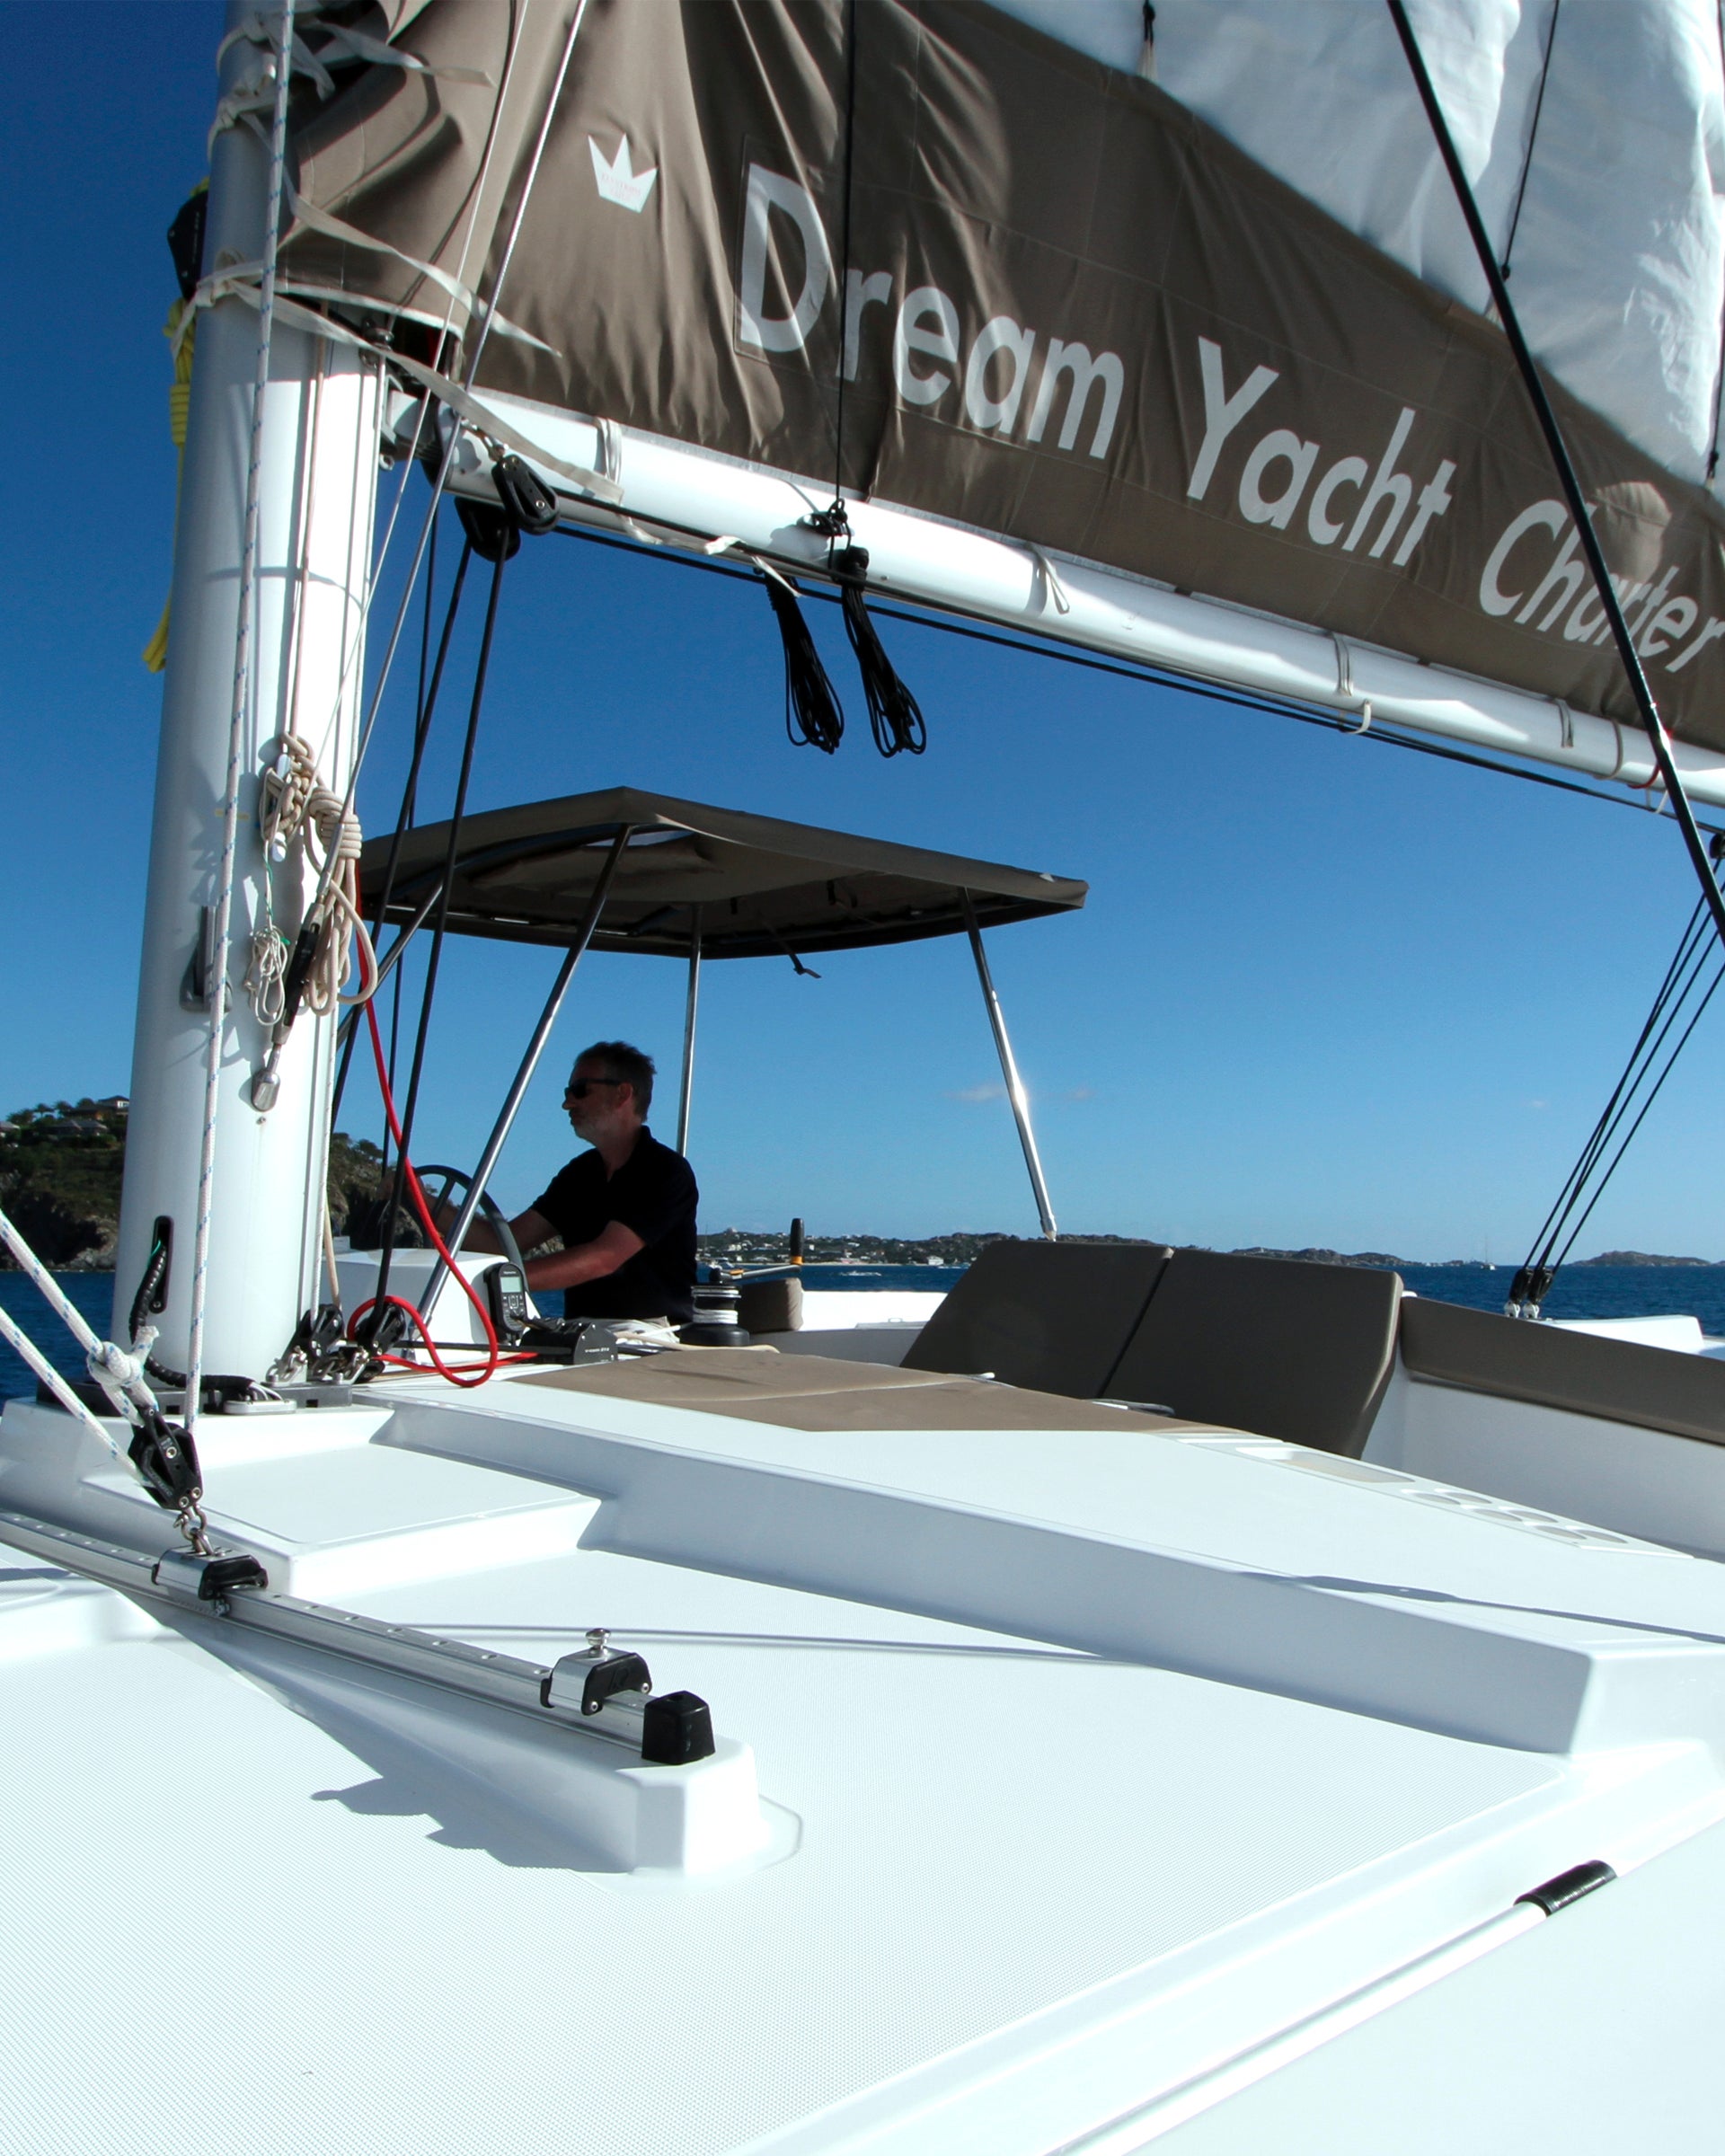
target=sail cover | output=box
[279,1,1725,763]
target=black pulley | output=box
[492,454,559,535]
[128,1410,202,1512]
[455,498,521,561]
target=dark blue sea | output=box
[7,1261,1725,1402]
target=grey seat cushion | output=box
[902,1239,1172,1398]
[1400,1296,1725,1446]
[1109,1249,1402,1457]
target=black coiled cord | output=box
[764,569,845,753]
[833,546,926,756]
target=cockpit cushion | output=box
[1109,1250,1402,1458]
[900,1239,1173,1397]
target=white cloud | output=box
[947,1083,1006,1104]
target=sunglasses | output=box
[564,1077,626,1100]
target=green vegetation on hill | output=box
[0,1099,129,1268]
[0,1103,390,1271]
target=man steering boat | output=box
[445,1040,698,1325]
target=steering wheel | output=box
[413,1163,529,1277]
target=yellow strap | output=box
[143,298,196,674]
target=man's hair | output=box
[575,1040,655,1115]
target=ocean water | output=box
[2,1271,115,1404]
[7,1260,1725,1402]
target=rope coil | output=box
[833,546,927,757]
[258,732,375,1020]
[762,564,845,753]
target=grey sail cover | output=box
[280,1,1725,754]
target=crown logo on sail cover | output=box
[588,136,659,212]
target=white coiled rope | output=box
[257,732,376,1018]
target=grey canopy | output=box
[358,785,1086,961]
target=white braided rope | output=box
[0,1203,156,1443]
[0,1300,129,1463]
[258,732,376,1016]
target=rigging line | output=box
[828,0,861,515]
[330,532,473,1127]
[185,0,296,1429]
[309,0,594,928]
[387,507,443,1141]
[367,545,508,1335]
[1516,891,1722,1309]
[1558,923,1721,1224]
[332,877,447,1079]
[1501,0,1560,278]
[412,510,441,821]
[281,0,527,884]
[1712,0,1725,481]
[1521,905,1715,1286]
[1552,955,1725,1270]
[1519,895,1712,1272]
[549,524,1725,831]
[1387,0,1725,957]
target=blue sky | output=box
[2,2,1721,1261]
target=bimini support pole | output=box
[961,892,1057,1241]
[677,908,702,1156]
[424,826,634,1312]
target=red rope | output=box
[354,996,508,1388]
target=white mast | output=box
[115,1,383,1379]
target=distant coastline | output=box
[3,1103,1717,1273]
[694,1230,1724,1272]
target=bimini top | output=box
[358,785,1086,960]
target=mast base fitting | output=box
[151,1549,270,1607]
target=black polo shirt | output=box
[530,1127,698,1322]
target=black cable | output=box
[1713,0,1725,479]
[1516,897,1710,1285]
[365,545,508,1339]
[1510,873,1725,1310]
[388,510,440,1158]
[834,544,926,755]
[1387,0,1725,958]
[1500,0,1559,278]
[827,0,860,512]
[552,524,1725,829]
[331,530,473,1127]
[1552,959,1725,1269]
[764,570,845,751]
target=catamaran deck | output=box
[6,1352,1725,2154]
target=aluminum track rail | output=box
[0,1507,642,1753]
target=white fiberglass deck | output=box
[5,1373,1725,2152]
